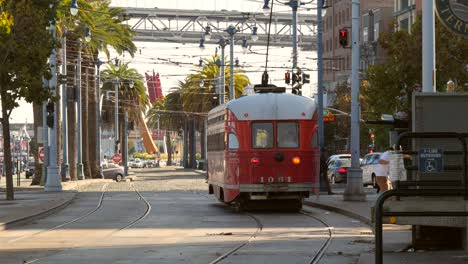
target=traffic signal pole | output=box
[344,0,365,201]
[317,0,325,152]
[45,23,62,192]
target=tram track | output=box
[8,183,110,244]
[205,202,333,264]
[300,209,334,264]
[21,182,152,264]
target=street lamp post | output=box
[226,25,237,101]
[344,0,366,201]
[76,39,84,180]
[316,0,326,192]
[217,37,227,105]
[96,59,104,178]
[61,32,69,181]
[113,77,119,154]
[44,22,62,192]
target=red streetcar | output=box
[207,87,319,210]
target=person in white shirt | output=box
[375,147,393,193]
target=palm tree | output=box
[101,62,149,165]
[147,89,185,165]
[180,56,250,167]
[40,0,137,180]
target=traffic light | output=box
[339,28,349,47]
[292,73,298,85]
[285,72,291,84]
[46,101,54,128]
[292,85,302,96]
[302,73,310,84]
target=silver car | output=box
[360,152,382,187]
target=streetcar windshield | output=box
[277,122,299,148]
[252,123,274,148]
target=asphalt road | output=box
[0,168,373,264]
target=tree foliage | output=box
[363,15,468,119]
[0,0,56,199]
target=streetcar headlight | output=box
[292,157,301,165]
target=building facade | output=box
[393,0,422,32]
[322,0,394,94]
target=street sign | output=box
[38,147,45,164]
[112,153,122,164]
[418,148,443,173]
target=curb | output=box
[303,200,373,227]
[0,192,77,231]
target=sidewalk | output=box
[304,189,467,264]
[0,178,110,231]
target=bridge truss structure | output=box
[122,8,317,50]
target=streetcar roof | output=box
[209,93,316,120]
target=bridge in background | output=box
[122,7,317,50]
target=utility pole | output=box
[124,112,128,176]
[220,38,226,104]
[317,0,326,193]
[76,40,84,180]
[113,78,119,154]
[343,0,366,201]
[226,25,236,101]
[217,37,226,105]
[96,59,104,178]
[422,0,435,93]
[45,23,62,192]
[289,0,300,71]
[41,78,49,186]
[61,32,69,181]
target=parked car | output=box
[327,158,352,184]
[131,158,144,168]
[26,161,35,179]
[103,163,125,182]
[128,158,135,168]
[360,152,382,187]
[326,154,351,165]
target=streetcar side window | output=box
[207,133,225,151]
[277,122,299,148]
[252,123,274,149]
[228,133,239,150]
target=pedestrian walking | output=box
[376,147,393,193]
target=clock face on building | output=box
[435,0,468,37]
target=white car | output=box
[131,158,144,168]
[360,152,382,187]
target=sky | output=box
[10,0,318,123]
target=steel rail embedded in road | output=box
[22,182,152,264]
[300,210,334,264]
[208,213,264,264]
[116,183,152,231]
[9,183,110,244]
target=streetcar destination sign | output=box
[435,0,468,37]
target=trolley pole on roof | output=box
[343,0,366,201]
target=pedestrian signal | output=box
[339,29,349,47]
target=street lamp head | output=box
[251,26,259,42]
[242,38,249,53]
[70,0,79,16]
[262,0,271,16]
[204,25,211,41]
[84,26,91,43]
[129,80,134,89]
